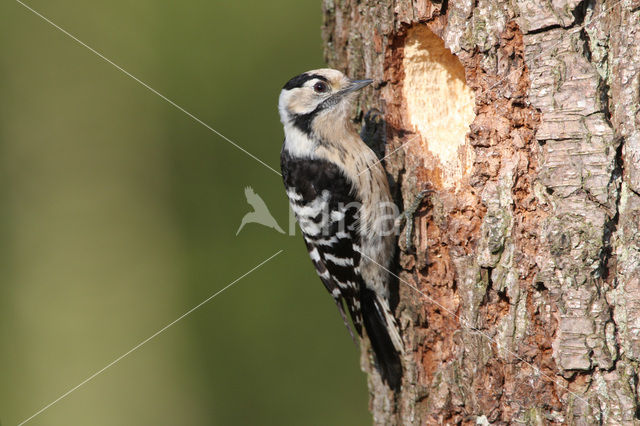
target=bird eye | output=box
[313,81,329,93]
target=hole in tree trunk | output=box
[403,26,476,189]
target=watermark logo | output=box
[236,186,285,235]
[236,187,412,240]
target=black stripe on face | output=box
[283,73,328,90]
[291,91,341,134]
[291,99,339,135]
[292,110,315,134]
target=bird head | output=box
[278,68,372,137]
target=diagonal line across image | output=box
[15,0,282,177]
[17,250,284,425]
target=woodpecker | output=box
[279,68,403,389]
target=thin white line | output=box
[15,0,282,177]
[359,251,594,409]
[358,134,421,176]
[17,249,284,426]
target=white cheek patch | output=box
[287,89,321,115]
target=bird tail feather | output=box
[360,288,403,390]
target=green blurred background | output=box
[0,1,370,424]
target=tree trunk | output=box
[322,0,640,424]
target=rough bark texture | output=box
[322,0,640,424]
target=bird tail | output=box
[360,288,403,390]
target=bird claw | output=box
[398,188,433,251]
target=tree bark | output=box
[322,0,640,424]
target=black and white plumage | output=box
[278,68,403,389]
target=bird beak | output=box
[322,78,374,109]
[344,79,373,93]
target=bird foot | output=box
[360,109,387,161]
[396,188,433,251]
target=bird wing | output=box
[245,186,270,212]
[281,149,364,337]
